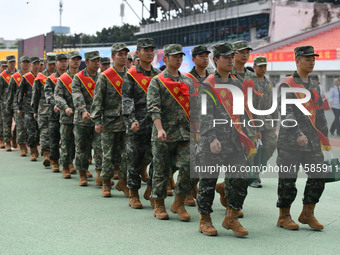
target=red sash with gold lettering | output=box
[185,72,200,96]
[156,72,190,120]
[35,73,48,86]
[12,72,23,87]
[48,73,59,85]
[59,73,73,95]
[127,66,152,94]
[204,74,257,157]
[23,72,35,87]
[0,70,11,85]
[283,76,331,151]
[102,68,123,96]
[75,70,96,98]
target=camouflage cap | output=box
[233,40,253,51]
[56,53,68,61]
[163,44,185,56]
[6,55,16,62]
[39,58,44,63]
[20,56,31,62]
[191,45,211,57]
[111,43,130,54]
[85,50,100,60]
[137,38,155,48]
[31,57,40,63]
[254,56,267,66]
[133,52,139,60]
[46,52,57,63]
[294,46,319,57]
[100,57,111,64]
[0,60,8,66]
[128,54,133,60]
[213,42,234,58]
[67,51,82,60]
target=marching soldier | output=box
[54,51,82,179]
[6,56,31,156]
[72,50,102,186]
[17,57,40,161]
[231,40,254,81]
[31,52,56,167]
[276,46,329,231]
[44,53,68,173]
[122,38,160,208]
[91,43,129,197]
[0,60,7,149]
[0,55,17,151]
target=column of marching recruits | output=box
[0,38,329,237]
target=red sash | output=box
[204,74,257,157]
[48,73,59,85]
[23,72,35,87]
[156,72,190,120]
[0,70,11,84]
[185,72,200,96]
[35,73,48,86]
[12,72,23,87]
[75,70,96,98]
[283,76,331,151]
[59,73,73,95]
[127,66,152,94]
[102,67,123,96]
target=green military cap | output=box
[163,44,185,56]
[6,55,16,62]
[46,52,57,63]
[56,53,68,61]
[254,56,267,66]
[31,57,40,63]
[294,46,319,57]
[128,54,133,60]
[0,60,8,66]
[67,51,82,60]
[213,42,234,58]
[39,58,44,63]
[137,38,155,48]
[100,57,110,64]
[20,56,31,62]
[233,40,253,51]
[133,52,139,60]
[111,43,130,54]
[191,45,211,57]
[85,50,100,60]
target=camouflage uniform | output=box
[122,47,160,190]
[91,52,127,181]
[72,63,102,173]
[277,61,328,208]
[147,45,196,199]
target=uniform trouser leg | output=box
[49,120,60,160]
[261,128,277,160]
[38,116,50,155]
[151,140,192,200]
[60,123,75,167]
[91,130,102,170]
[126,132,152,190]
[330,108,340,135]
[25,112,39,148]
[276,149,326,208]
[74,125,92,171]
[0,105,3,137]
[100,130,124,182]
[2,109,13,143]
[14,110,26,145]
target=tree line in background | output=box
[53,24,139,48]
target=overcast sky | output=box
[1,0,152,41]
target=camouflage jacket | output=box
[72,68,98,127]
[45,71,62,122]
[6,70,24,111]
[122,64,160,135]
[31,69,53,117]
[18,72,36,113]
[90,67,126,132]
[147,68,196,142]
[0,68,16,108]
[188,66,210,83]
[231,66,254,82]
[199,72,244,153]
[54,70,75,124]
[277,71,328,152]
[251,75,278,131]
